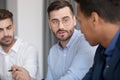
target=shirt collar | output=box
[11,37,22,53]
[0,37,22,54]
[58,29,78,49]
[105,29,120,56]
[0,46,3,53]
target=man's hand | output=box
[11,65,32,80]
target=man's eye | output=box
[0,29,3,32]
[64,19,69,22]
[7,26,12,30]
[52,20,58,24]
[63,17,70,22]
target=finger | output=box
[15,74,20,80]
[11,65,23,72]
[12,71,23,80]
[11,65,18,71]
[13,71,24,80]
[12,70,18,79]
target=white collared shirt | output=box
[0,37,38,80]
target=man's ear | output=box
[91,12,99,24]
[48,20,52,30]
[73,16,77,26]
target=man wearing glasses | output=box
[45,0,97,80]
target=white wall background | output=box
[6,0,44,79]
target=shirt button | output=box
[106,65,109,68]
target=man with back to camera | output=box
[45,0,97,80]
[75,0,120,80]
[0,9,38,80]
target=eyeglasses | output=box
[50,16,71,27]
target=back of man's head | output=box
[75,0,120,24]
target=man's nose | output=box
[4,29,8,36]
[58,21,64,29]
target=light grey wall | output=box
[0,0,6,9]
[6,0,18,35]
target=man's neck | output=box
[60,39,69,48]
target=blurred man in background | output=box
[0,9,38,80]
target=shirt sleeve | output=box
[45,65,54,80]
[45,55,54,80]
[22,45,38,79]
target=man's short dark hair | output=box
[47,0,74,18]
[75,0,120,23]
[0,9,13,21]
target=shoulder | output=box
[73,30,90,48]
[16,37,37,52]
[49,43,59,53]
[72,30,97,56]
[48,43,61,59]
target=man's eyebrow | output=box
[0,24,12,29]
[0,28,3,30]
[7,24,12,27]
[62,16,70,19]
[50,16,70,21]
[51,18,59,21]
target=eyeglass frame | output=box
[49,16,73,27]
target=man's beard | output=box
[0,36,14,47]
[55,29,73,41]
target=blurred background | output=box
[0,0,77,79]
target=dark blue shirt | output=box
[103,29,120,80]
[105,29,120,55]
